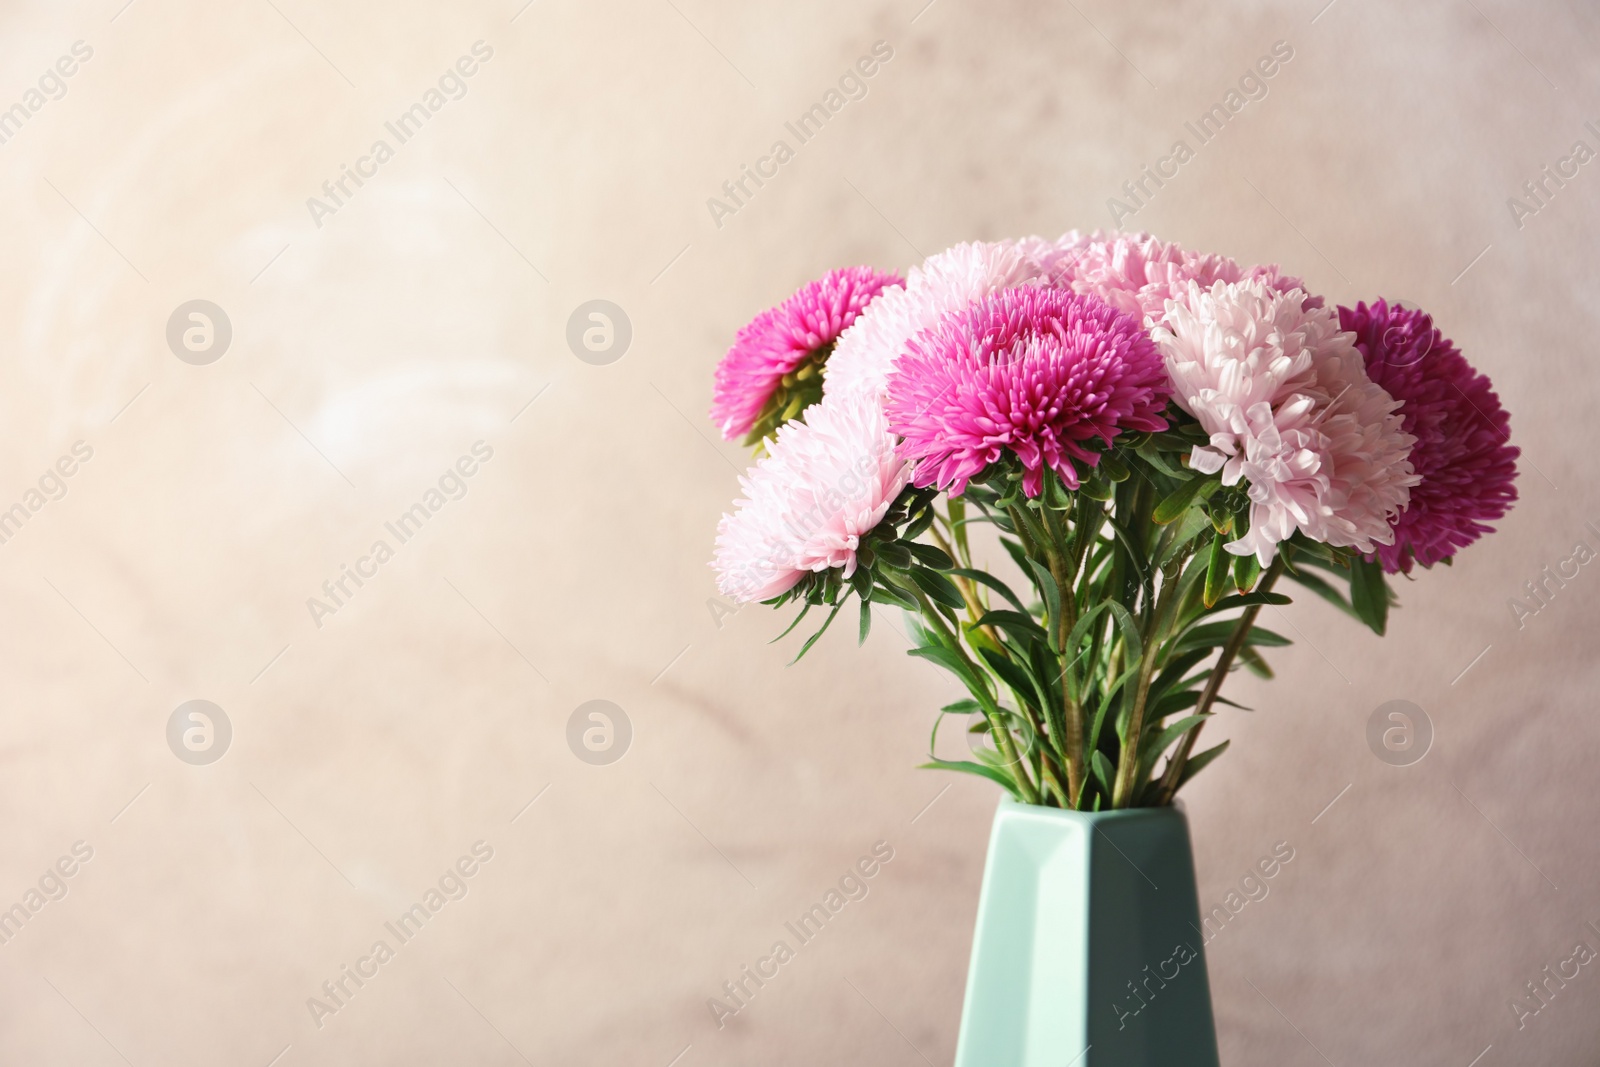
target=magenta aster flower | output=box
[884,287,1170,498]
[711,266,902,442]
[1340,300,1519,573]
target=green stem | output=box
[1112,553,1183,808]
[1156,555,1285,804]
[913,584,1041,806]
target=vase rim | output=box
[996,796,1189,824]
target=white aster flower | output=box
[712,390,913,602]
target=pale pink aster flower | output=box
[1154,279,1416,565]
[885,287,1169,498]
[1045,230,1319,327]
[712,390,912,602]
[823,241,1054,400]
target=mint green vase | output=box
[953,799,1220,1067]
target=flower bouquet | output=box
[707,232,1518,1065]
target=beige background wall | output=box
[1,0,1596,1063]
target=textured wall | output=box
[1,1,1596,1064]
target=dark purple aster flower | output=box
[1340,300,1519,573]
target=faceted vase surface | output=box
[953,799,1220,1067]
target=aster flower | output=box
[1046,230,1320,326]
[884,287,1169,498]
[823,241,1055,401]
[711,265,902,443]
[712,390,913,602]
[1341,300,1519,573]
[1155,279,1417,565]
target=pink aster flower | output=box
[823,241,1056,401]
[712,390,913,602]
[1340,300,1518,573]
[884,287,1170,498]
[1154,279,1417,565]
[1045,230,1320,326]
[710,266,902,441]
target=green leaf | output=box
[848,565,874,602]
[1175,620,1291,653]
[872,579,919,611]
[1139,713,1211,767]
[1099,450,1132,483]
[1175,740,1230,790]
[1232,551,1262,594]
[1206,591,1293,612]
[1106,601,1143,667]
[978,647,1044,714]
[1204,530,1231,608]
[975,610,1051,648]
[771,601,812,643]
[1238,645,1274,679]
[919,758,1022,800]
[1159,505,1212,566]
[950,568,1029,614]
[906,542,955,570]
[1078,474,1115,501]
[1282,566,1357,619]
[1349,556,1390,636]
[1090,750,1116,798]
[940,698,984,715]
[1153,475,1220,525]
[902,505,937,543]
[875,542,913,568]
[1151,688,1202,720]
[858,598,872,645]
[789,600,844,663]
[1042,468,1074,510]
[1026,559,1062,637]
[910,566,966,611]
[1134,438,1188,478]
[908,643,983,691]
